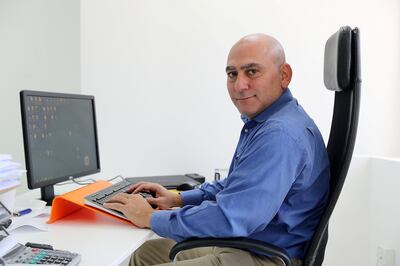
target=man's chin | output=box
[237,110,257,119]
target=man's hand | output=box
[103,193,154,228]
[128,182,183,209]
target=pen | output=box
[13,208,32,216]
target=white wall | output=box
[81,0,400,180]
[1,1,398,265]
[324,156,371,265]
[0,0,80,192]
[368,157,400,265]
[81,2,400,265]
[325,156,400,266]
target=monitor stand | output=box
[41,186,55,206]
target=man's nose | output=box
[234,74,250,92]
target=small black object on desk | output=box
[176,181,199,191]
[25,242,54,250]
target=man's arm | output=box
[151,128,306,241]
[103,179,228,227]
[179,178,228,206]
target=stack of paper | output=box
[0,154,25,192]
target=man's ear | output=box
[280,63,292,88]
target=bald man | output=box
[105,34,330,266]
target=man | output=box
[104,33,330,266]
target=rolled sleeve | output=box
[147,129,304,243]
[179,189,205,206]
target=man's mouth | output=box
[235,95,256,101]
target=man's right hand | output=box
[127,182,183,209]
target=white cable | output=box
[69,176,96,185]
[106,175,125,182]
[56,174,125,186]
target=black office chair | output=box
[169,26,361,266]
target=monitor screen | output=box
[20,90,100,204]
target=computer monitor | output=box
[0,201,12,226]
[20,90,100,205]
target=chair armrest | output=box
[169,237,291,265]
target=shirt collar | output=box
[241,89,293,126]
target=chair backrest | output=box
[303,26,361,266]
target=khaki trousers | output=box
[131,238,302,266]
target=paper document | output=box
[0,154,12,161]
[0,154,24,192]
[9,200,49,232]
[0,235,18,257]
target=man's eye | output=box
[247,69,258,76]
[227,72,237,80]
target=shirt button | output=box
[244,129,248,133]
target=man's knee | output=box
[131,238,176,266]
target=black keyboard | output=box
[84,180,154,220]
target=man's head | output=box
[226,34,292,119]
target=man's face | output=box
[226,41,284,119]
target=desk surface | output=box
[11,185,154,266]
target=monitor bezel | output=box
[20,90,101,190]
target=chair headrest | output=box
[324,26,352,91]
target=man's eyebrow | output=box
[225,63,263,73]
[225,66,236,72]
[240,63,263,70]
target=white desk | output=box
[10,185,155,266]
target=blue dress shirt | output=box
[150,89,330,259]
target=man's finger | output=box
[115,192,130,198]
[106,193,130,203]
[103,202,124,211]
[128,182,151,193]
[132,183,156,194]
[146,197,159,205]
[129,181,146,190]
[131,184,147,194]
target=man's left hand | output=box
[104,193,155,228]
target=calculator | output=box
[3,243,81,265]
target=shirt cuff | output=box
[179,189,205,206]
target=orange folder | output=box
[48,180,132,225]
